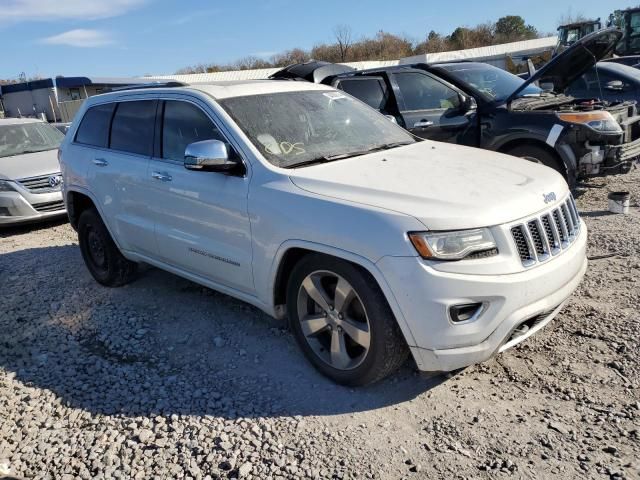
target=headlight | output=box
[557,111,622,134]
[0,180,18,192]
[408,228,497,260]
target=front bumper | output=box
[0,190,66,226]
[377,223,587,372]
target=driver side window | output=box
[395,72,461,111]
[162,101,225,161]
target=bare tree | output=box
[333,24,353,62]
[558,8,591,27]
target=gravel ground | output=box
[1,170,639,480]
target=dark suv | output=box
[273,29,640,186]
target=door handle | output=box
[413,120,434,128]
[93,158,108,167]
[152,171,172,182]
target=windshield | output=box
[0,122,64,158]
[219,90,415,168]
[437,63,542,102]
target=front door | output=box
[148,98,254,294]
[392,71,477,145]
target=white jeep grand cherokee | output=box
[59,80,587,385]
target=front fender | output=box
[268,239,419,349]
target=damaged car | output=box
[272,29,640,186]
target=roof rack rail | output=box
[109,81,188,92]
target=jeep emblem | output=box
[542,192,556,204]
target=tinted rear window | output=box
[337,79,387,111]
[75,103,115,147]
[110,100,157,156]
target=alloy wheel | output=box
[296,270,371,370]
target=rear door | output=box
[390,71,477,145]
[332,77,396,117]
[75,99,157,256]
[148,97,254,293]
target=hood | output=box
[506,28,622,104]
[0,149,60,180]
[288,141,568,231]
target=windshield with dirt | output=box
[219,90,415,168]
[0,122,64,158]
[437,63,542,102]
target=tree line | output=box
[177,15,541,74]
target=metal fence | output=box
[57,99,85,123]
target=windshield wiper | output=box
[284,142,415,169]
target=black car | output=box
[273,29,640,186]
[603,56,640,68]
[567,61,640,103]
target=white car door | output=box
[148,98,254,294]
[76,99,157,256]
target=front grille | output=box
[16,173,62,193]
[33,200,65,212]
[511,195,580,267]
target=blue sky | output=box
[0,0,634,79]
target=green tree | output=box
[495,15,538,42]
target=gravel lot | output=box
[1,170,639,480]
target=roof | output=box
[191,80,333,98]
[89,79,333,102]
[0,117,45,125]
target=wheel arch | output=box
[498,138,569,178]
[66,189,98,230]
[269,240,418,348]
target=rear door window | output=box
[335,78,389,111]
[395,72,461,111]
[162,101,224,161]
[110,100,157,156]
[75,103,115,147]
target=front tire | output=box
[286,254,408,386]
[506,144,576,188]
[78,207,137,287]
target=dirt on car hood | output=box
[288,141,569,231]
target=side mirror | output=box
[540,81,555,92]
[605,80,624,91]
[459,94,477,112]
[184,139,241,173]
[383,114,398,124]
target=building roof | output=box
[0,78,54,94]
[54,76,155,88]
[400,36,558,65]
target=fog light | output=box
[0,207,11,217]
[450,303,483,323]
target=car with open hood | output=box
[0,117,66,226]
[566,61,640,105]
[59,79,587,386]
[272,29,640,186]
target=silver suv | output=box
[59,81,587,385]
[0,118,66,225]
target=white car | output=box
[59,80,587,385]
[0,118,66,225]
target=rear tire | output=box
[286,254,408,386]
[506,144,575,188]
[78,207,137,287]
